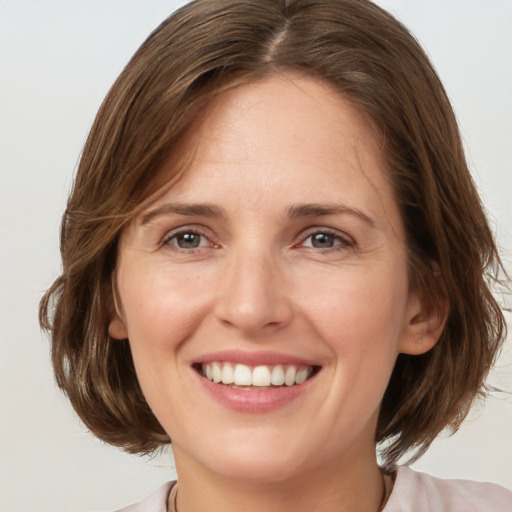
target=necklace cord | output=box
[169,471,396,511]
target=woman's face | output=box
[110,75,426,483]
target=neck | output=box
[172,446,384,512]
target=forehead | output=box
[143,74,402,234]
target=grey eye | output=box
[310,233,336,248]
[302,232,341,249]
[172,232,206,249]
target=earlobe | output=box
[399,291,449,356]
[108,315,128,340]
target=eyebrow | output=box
[141,203,226,225]
[287,203,375,226]
[140,201,375,227]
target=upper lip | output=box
[192,349,319,367]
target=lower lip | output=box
[196,371,318,413]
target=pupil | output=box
[177,233,200,248]
[312,233,333,248]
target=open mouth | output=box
[195,362,320,390]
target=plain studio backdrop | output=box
[1,1,511,511]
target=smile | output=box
[193,357,321,412]
[200,362,317,388]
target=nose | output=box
[214,250,294,336]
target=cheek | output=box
[116,265,210,414]
[119,262,212,350]
[300,264,409,361]
[309,264,408,321]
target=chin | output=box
[176,427,315,485]
[207,452,310,484]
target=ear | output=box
[399,290,449,356]
[108,274,129,340]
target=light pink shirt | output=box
[384,466,512,511]
[117,466,512,512]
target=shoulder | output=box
[384,466,512,512]
[115,481,175,512]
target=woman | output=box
[40,0,511,510]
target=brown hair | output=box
[40,0,507,466]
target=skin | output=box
[109,75,444,512]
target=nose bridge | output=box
[215,242,292,334]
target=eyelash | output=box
[160,227,355,253]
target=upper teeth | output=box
[202,362,313,387]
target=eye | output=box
[163,230,213,250]
[300,230,354,250]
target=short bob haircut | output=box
[40,0,507,466]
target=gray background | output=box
[1,1,511,511]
